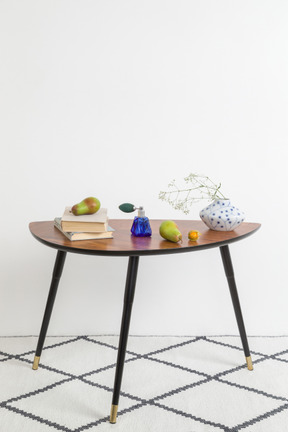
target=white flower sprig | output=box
[159,173,228,215]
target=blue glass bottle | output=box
[118,203,152,237]
[131,207,152,237]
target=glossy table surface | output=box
[29,219,261,256]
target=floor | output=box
[0,335,288,431]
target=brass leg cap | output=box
[110,404,118,424]
[32,356,40,370]
[246,356,253,371]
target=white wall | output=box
[0,0,287,336]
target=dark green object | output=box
[119,203,136,213]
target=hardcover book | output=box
[54,217,114,241]
[61,207,108,233]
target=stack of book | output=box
[54,207,114,241]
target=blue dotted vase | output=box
[199,199,245,231]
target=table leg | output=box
[110,255,139,424]
[32,250,67,370]
[220,245,253,370]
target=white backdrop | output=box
[0,0,287,336]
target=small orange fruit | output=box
[188,230,201,241]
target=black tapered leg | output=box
[220,245,253,370]
[32,250,67,370]
[110,256,139,423]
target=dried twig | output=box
[159,174,227,215]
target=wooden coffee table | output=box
[29,219,260,423]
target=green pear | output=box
[159,220,182,243]
[71,197,101,216]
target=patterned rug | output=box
[0,335,288,431]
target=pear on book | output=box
[71,197,101,216]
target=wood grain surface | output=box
[29,220,261,257]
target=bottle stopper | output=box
[119,203,145,217]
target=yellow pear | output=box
[159,220,182,243]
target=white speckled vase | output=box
[199,199,245,231]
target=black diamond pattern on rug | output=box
[0,336,288,431]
